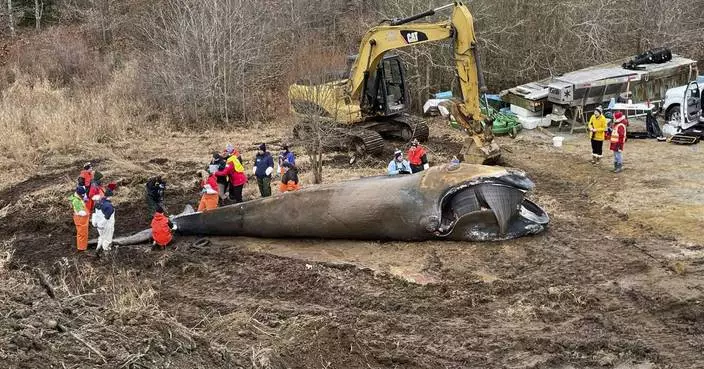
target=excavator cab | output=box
[354,54,409,117]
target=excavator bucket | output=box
[441,99,502,165]
[460,136,502,165]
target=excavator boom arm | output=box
[347,2,486,124]
[345,1,500,164]
[347,22,453,100]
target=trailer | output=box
[499,54,699,132]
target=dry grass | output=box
[0,236,16,274]
[56,258,102,295]
[0,63,151,165]
[108,278,160,319]
[496,298,537,322]
[53,258,162,320]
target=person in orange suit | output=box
[151,205,173,250]
[69,186,89,251]
[197,170,219,212]
[77,162,94,194]
[278,162,300,193]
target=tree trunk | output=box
[425,62,430,104]
[34,0,41,30]
[7,0,15,37]
[313,149,323,184]
[309,136,323,184]
[241,67,246,122]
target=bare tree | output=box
[7,0,15,37]
[291,85,342,184]
[287,40,351,184]
[135,0,288,123]
[34,0,41,29]
[60,0,144,46]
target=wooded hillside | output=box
[2,0,703,124]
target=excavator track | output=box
[345,128,385,156]
[292,120,384,156]
[389,115,430,142]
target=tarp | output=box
[646,113,663,138]
[423,98,449,115]
[626,112,664,139]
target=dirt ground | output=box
[1,118,703,369]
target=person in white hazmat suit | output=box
[91,188,116,256]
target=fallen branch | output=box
[538,127,555,137]
[249,318,275,337]
[69,331,107,364]
[62,293,97,302]
[34,268,56,299]
[120,343,151,369]
[580,179,598,195]
[247,306,261,323]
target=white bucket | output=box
[552,136,564,147]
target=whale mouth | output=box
[436,175,549,241]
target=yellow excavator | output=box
[288,1,501,164]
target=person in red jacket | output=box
[87,171,105,214]
[406,139,429,173]
[609,111,628,173]
[151,205,173,249]
[197,170,219,212]
[214,153,247,204]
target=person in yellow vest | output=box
[587,106,607,164]
[69,186,89,251]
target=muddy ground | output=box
[1,120,703,369]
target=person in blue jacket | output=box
[277,144,296,176]
[253,143,275,197]
[387,150,412,175]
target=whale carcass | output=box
[103,163,548,245]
